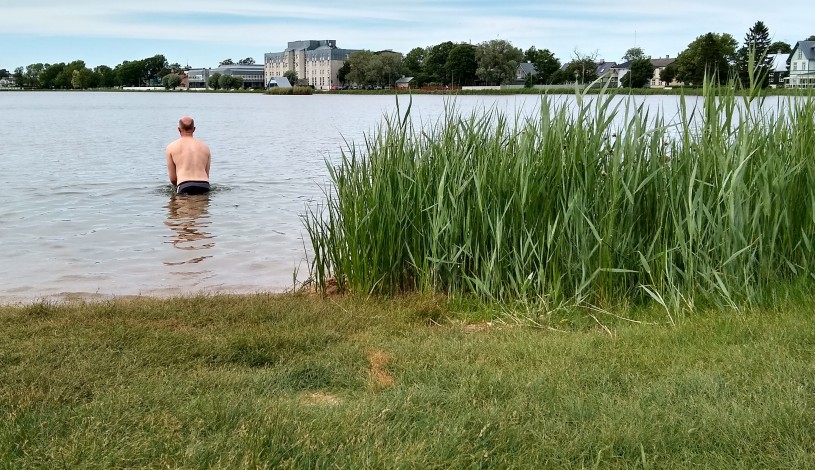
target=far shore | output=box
[2,86,813,96]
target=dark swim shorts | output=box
[176,180,211,195]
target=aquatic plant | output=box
[264,86,314,96]
[303,77,815,309]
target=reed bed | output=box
[264,86,314,95]
[303,80,815,309]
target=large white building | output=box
[264,40,361,90]
[786,40,815,88]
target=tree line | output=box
[339,24,812,89]
[6,22,813,90]
[10,55,182,89]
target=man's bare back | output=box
[166,116,211,195]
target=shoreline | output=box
[0,286,296,308]
[2,87,813,96]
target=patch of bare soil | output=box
[368,349,395,389]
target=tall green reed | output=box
[303,78,815,310]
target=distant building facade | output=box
[187,64,265,89]
[611,56,681,88]
[264,40,362,90]
[515,62,537,84]
[649,56,677,88]
[768,53,790,87]
[786,41,815,88]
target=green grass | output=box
[1,293,815,468]
[304,78,815,310]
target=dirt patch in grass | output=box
[368,350,395,390]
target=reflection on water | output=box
[164,193,214,268]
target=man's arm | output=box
[165,147,177,186]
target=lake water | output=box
[0,91,771,304]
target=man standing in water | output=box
[166,116,211,195]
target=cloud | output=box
[1,0,810,68]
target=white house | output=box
[610,56,678,88]
[786,40,815,88]
[767,53,790,87]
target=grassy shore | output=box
[2,293,814,468]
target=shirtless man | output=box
[165,116,211,195]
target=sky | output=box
[1,0,811,71]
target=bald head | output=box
[178,116,195,134]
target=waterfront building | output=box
[768,53,790,87]
[187,64,265,89]
[786,41,815,88]
[264,40,362,90]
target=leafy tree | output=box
[61,61,89,89]
[38,61,89,89]
[114,60,144,87]
[113,56,168,87]
[475,39,523,85]
[143,55,169,83]
[524,72,535,88]
[674,32,738,85]
[660,64,677,86]
[345,50,403,86]
[403,47,426,85]
[337,61,351,85]
[425,41,456,84]
[622,47,646,62]
[207,72,222,90]
[768,41,792,53]
[39,63,65,88]
[167,63,185,74]
[346,50,374,86]
[524,47,560,84]
[219,59,234,66]
[446,43,477,86]
[71,67,94,89]
[622,57,654,88]
[94,65,116,88]
[373,51,403,86]
[21,63,46,88]
[549,68,571,85]
[13,67,25,87]
[238,57,255,65]
[0,69,8,79]
[162,74,183,90]
[808,35,815,41]
[283,70,298,86]
[737,21,772,88]
[218,74,231,90]
[219,73,243,90]
[564,50,599,84]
